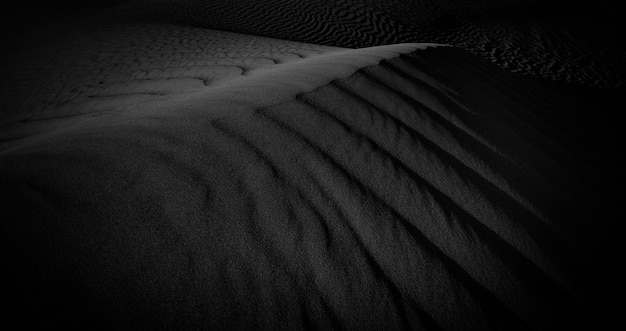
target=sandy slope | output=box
[0,2,622,330]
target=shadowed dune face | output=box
[113,0,625,89]
[0,1,622,330]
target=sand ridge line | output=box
[139,43,448,116]
[0,43,444,154]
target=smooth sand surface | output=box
[0,1,621,330]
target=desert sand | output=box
[0,1,622,330]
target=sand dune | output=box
[0,1,621,330]
[1,41,618,330]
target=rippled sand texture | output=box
[0,1,621,330]
[115,0,625,89]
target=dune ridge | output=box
[1,40,617,330]
[0,40,433,153]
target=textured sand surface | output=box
[115,0,626,89]
[0,1,621,330]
